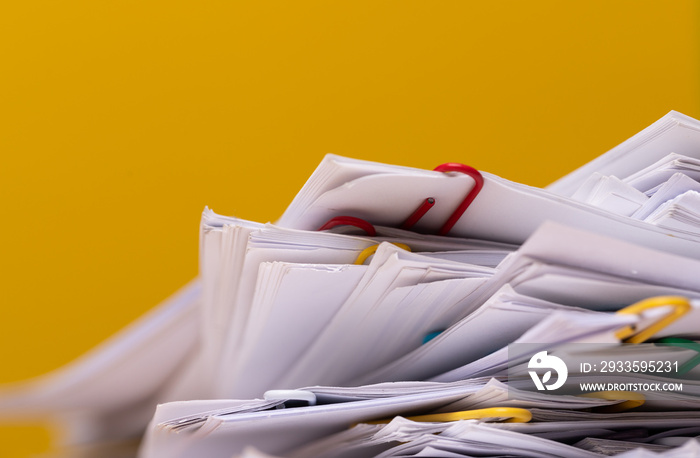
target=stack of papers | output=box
[552,112,700,241]
[2,111,700,457]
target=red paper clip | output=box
[317,216,377,236]
[400,197,436,230]
[401,163,484,236]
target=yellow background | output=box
[1,1,699,455]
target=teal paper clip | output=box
[423,330,444,344]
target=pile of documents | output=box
[2,111,700,457]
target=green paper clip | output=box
[655,337,700,375]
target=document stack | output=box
[2,111,700,457]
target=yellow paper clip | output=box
[579,390,645,413]
[354,243,411,265]
[365,407,532,425]
[615,296,692,344]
